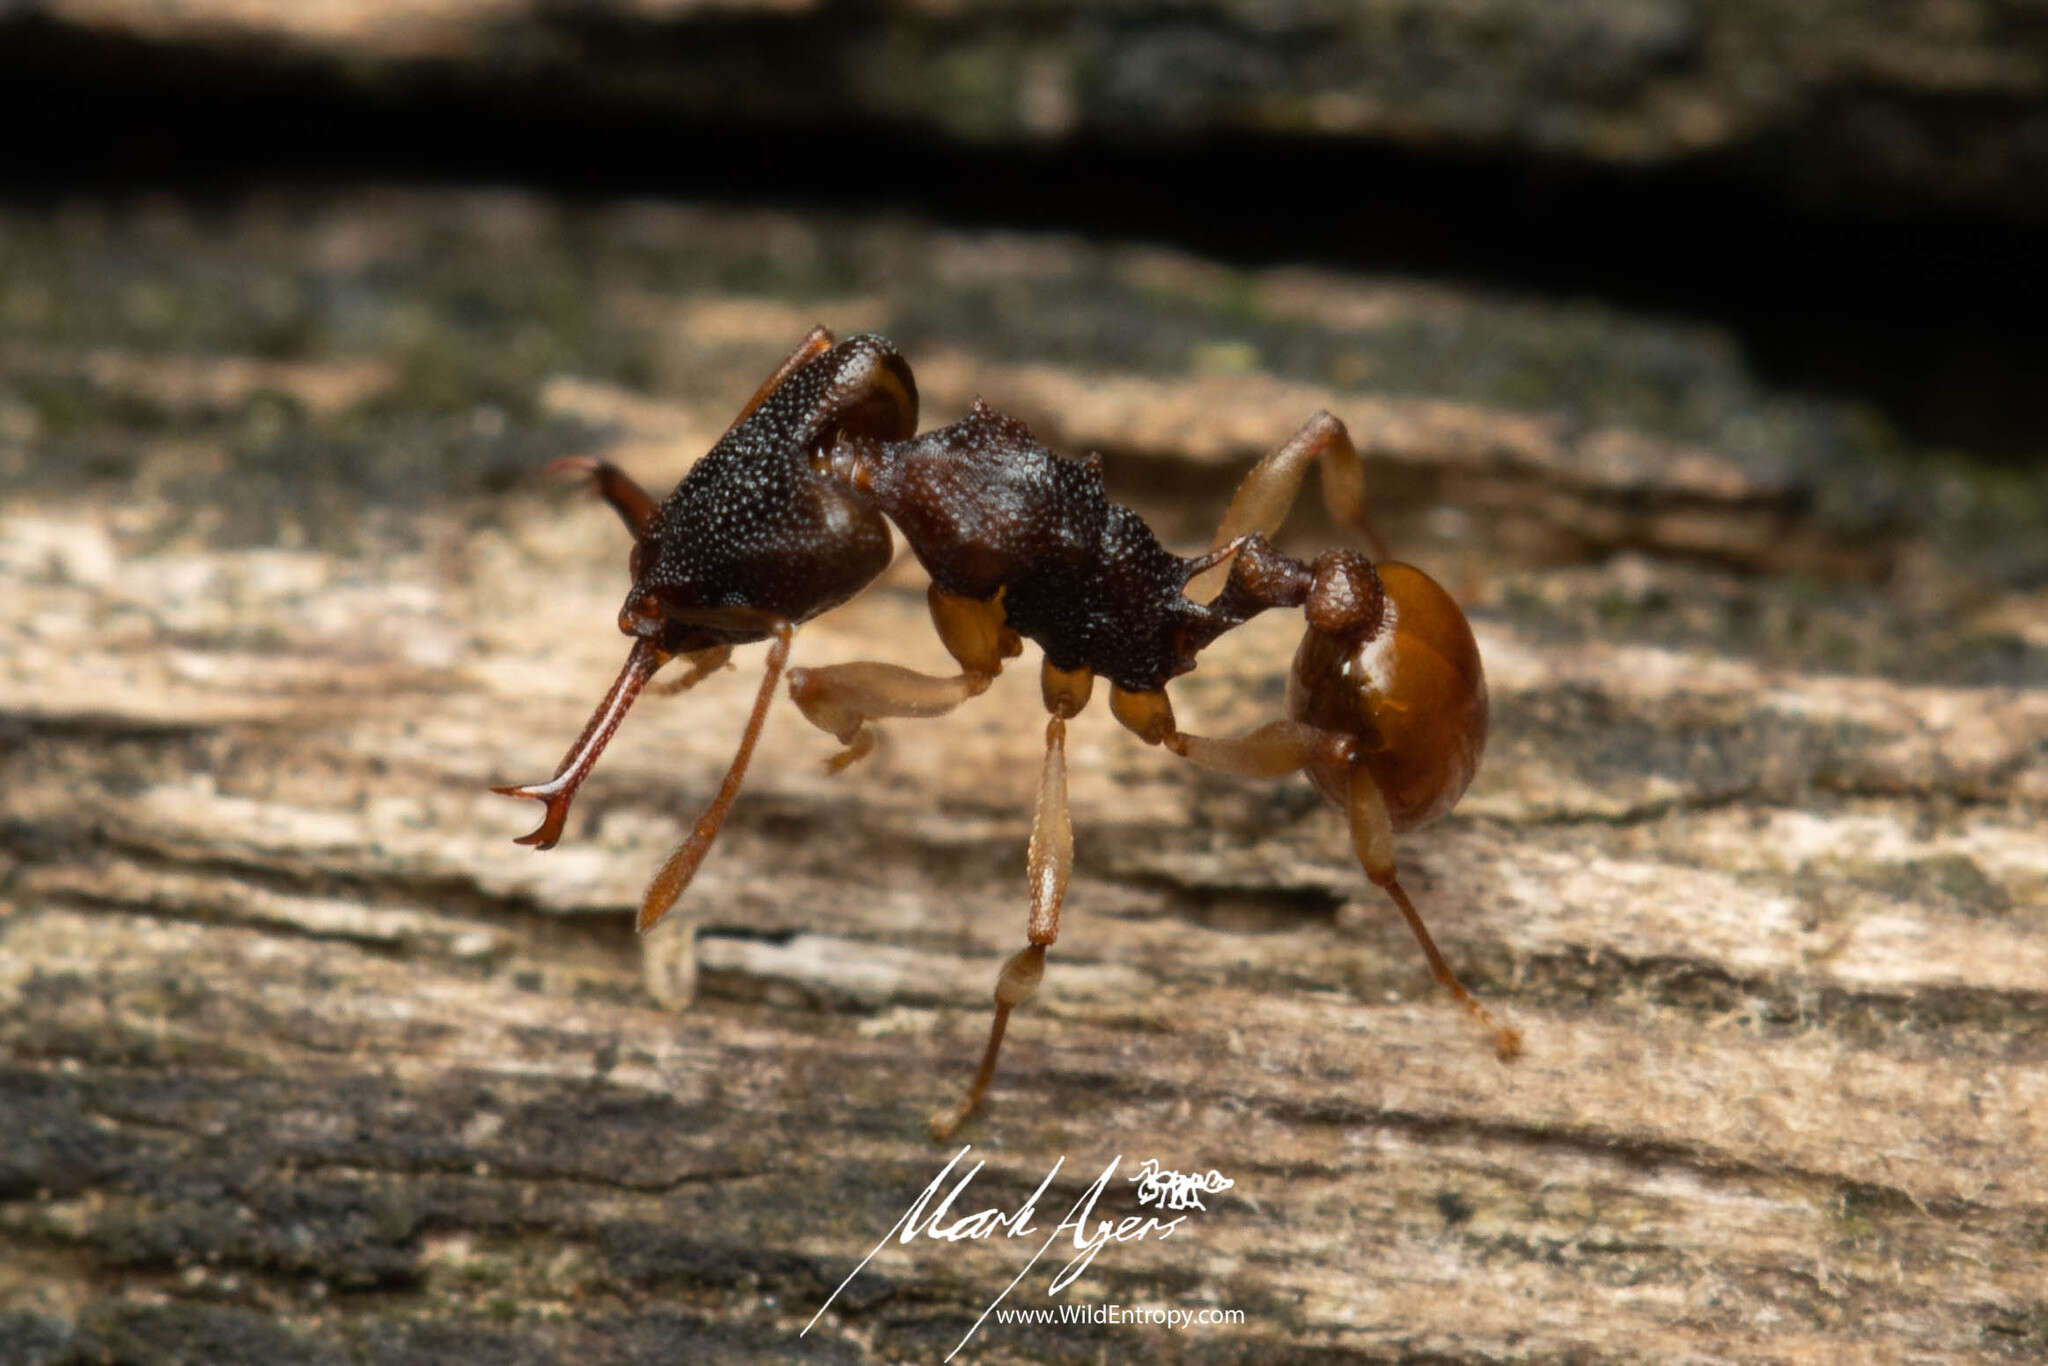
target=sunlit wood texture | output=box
[2,193,2043,1364]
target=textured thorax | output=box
[841,404,1245,691]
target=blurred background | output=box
[10,0,2048,459]
[3,4,2046,1364]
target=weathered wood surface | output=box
[1,190,2045,1363]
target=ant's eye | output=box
[617,591,664,638]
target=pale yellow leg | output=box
[1347,770,1522,1061]
[784,586,1017,771]
[1187,410,1386,601]
[1171,719,1312,778]
[649,643,734,696]
[930,666,1083,1140]
[1107,687,1520,1064]
[787,661,994,771]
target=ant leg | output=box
[1346,769,1523,1061]
[640,909,702,1010]
[1114,687,1520,1064]
[785,586,1019,770]
[649,643,733,697]
[633,641,742,1011]
[1171,719,1311,778]
[724,326,835,435]
[1186,411,1386,600]
[930,662,1087,1140]
[637,621,796,933]
[544,456,659,539]
[788,663,995,771]
[1112,681,1310,776]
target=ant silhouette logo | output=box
[1130,1158,1234,1212]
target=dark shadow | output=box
[4,10,2044,459]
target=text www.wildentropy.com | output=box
[992,1304,1245,1330]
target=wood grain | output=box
[1,190,2043,1364]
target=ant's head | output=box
[496,331,916,852]
[1288,552,1487,832]
[603,333,918,655]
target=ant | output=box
[494,327,1521,1139]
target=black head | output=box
[619,333,918,653]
